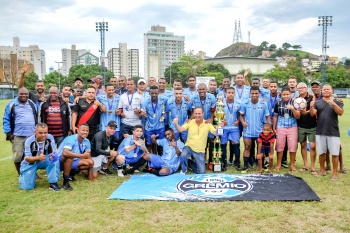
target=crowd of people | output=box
[2,65,346,192]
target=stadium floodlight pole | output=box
[96,20,108,86]
[54,61,63,90]
[318,15,332,85]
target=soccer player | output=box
[183,75,198,99]
[116,125,148,177]
[166,88,192,142]
[239,86,270,173]
[90,121,119,177]
[173,107,217,174]
[158,78,173,99]
[257,123,275,174]
[310,84,344,180]
[233,70,251,104]
[220,87,241,170]
[57,124,94,190]
[273,87,301,172]
[208,79,218,98]
[141,86,168,154]
[19,123,60,191]
[115,75,127,95]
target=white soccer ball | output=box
[293,97,307,110]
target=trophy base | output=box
[213,164,222,172]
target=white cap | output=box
[138,79,146,84]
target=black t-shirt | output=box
[296,93,317,129]
[314,99,343,137]
[73,99,101,130]
[90,130,119,157]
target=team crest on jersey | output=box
[177,174,252,198]
[258,106,263,110]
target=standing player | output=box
[257,123,275,174]
[183,75,198,99]
[239,86,270,173]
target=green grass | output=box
[1,99,350,233]
[287,50,317,58]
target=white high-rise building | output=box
[144,25,185,80]
[107,43,139,78]
[0,37,46,79]
[61,45,87,75]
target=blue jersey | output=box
[166,97,192,133]
[117,135,144,164]
[233,85,251,104]
[56,134,91,159]
[191,93,216,120]
[159,90,173,100]
[142,96,168,131]
[240,99,269,138]
[97,95,120,131]
[157,138,185,172]
[183,88,198,100]
[274,99,298,128]
[222,100,240,130]
[269,95,281,122]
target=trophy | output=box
[160,104,166,122]
[213,92,225,172]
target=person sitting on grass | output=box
[257,123,275,174]
[124,128,184,176]
[116,125,148,177]
[56,124,94,191]
[19,123,61,191]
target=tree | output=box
[324,65,350,88]
[292,45,302,50]
[260,41,269,50]
[344,59,350,69]
[269,44,277,52]
[24,72,39,90]
[282,42,292,50]
[43,71,67,89]
[64,64,114,88]
[264,60,307,85]
[200,63,230,77]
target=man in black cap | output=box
[74,77,84,89]
[90,120,119,177]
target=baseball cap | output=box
[138,79,146,84]
[74,77,83,82]
[107,120,118,128]
[88,77,101,85]
[310,80,321,86]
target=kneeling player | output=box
[19,123,60,191]
[57,124,94,190]
[257,123,275,174]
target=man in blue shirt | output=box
[166,88,192,142]
[183,75,198,100]
[3,87,37,174]
[19,123,60,191]
[141,86,168,154]
[56,124,94,190]
[239,86,270,173]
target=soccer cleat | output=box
[63,182,73,191]
[117,169,124,177]
[49,183,61,191]
[69,176,77,182]
[241,167,248,174]
[100,168,113,175]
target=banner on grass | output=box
[108,173,320,201]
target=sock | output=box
[221,144,227,166]
[232,144,241,166]
[63,175,70,185]
[244,157,249,168]
[149,169,161,176]
[129,157,147,173]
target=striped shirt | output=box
[274,99,298,128]
[45,100,63,137]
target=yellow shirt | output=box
[182,119,216,153]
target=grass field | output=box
[0,99,349,233]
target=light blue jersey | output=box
[183,88,198,100]
[222,100,241,130]
[166,97,192,133]
[157,138,185,172]
[191,93,216,120]
[239,99,269,138]
[117,135,144,164]
[142,96,168,131]
[233,85,251,104]
[56,134,91,159]
[159,90,173,100]
[97,95,120,131]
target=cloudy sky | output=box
[1,0,349,76]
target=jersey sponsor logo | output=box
[177,174,252,198]
[48,107,61,113]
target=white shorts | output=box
[92,155,108,172]
[315,135,341,156]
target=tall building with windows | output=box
[144,25,185,81]
[0,37,46,80]
[61,45,87,75]
[107,43,139,78]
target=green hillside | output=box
[286,50,318,58]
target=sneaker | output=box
[228,162,233,166]
[179,170,186,175]
[69,176,77,182]
[117,169,124,177]
[241,167,248,174]
[63,182,73,191]
[281,162,289,168]
[264,162,269,169]
[101,168,113,175]
[134,169,140,173]
[49,183,61,191]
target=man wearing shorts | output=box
[310,84,344,180]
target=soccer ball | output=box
[293,97,307,110]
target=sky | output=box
[1,0,349,77]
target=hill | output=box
[286,50,318,59]
[215,42,257,58]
